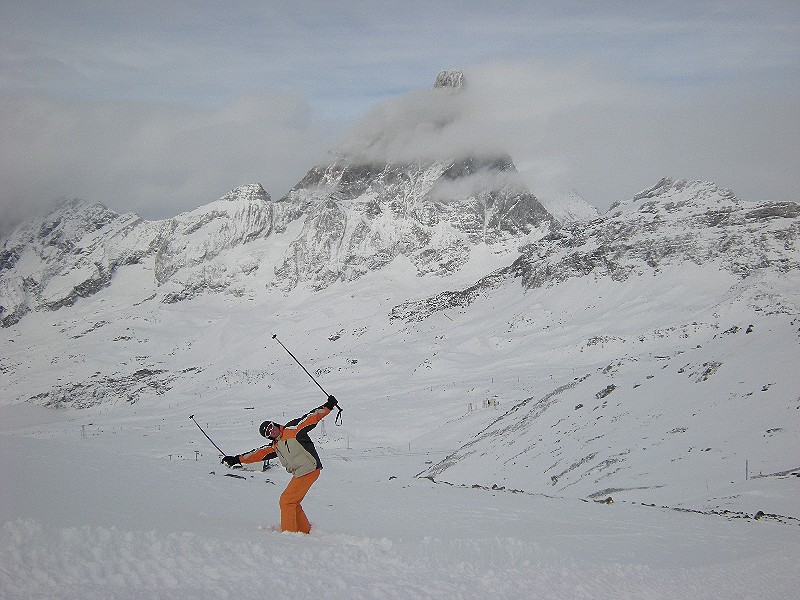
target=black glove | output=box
[221,455,241,467]
[324,395,338,409]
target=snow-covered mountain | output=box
[538,189,600,224]
[0,184,287,325]
[1,71,798,527]
[391,177,799,320]
[0,159,552,326]
[4,69,800,600]
[2,172,797,510]
[273,156,552,290]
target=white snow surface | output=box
[2,179,800,599]
[2,271,800,599]
[538,189,600,224]
[2,405,798,600]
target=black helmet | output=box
[259,420,281,439]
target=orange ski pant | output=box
[279,468,320,533]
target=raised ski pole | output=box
[271,333,344,425]
[272,334,329,395]
[188,415,227,456]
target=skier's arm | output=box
[240,444,278,464]
[223,444,277,466]
[289,396,338,431]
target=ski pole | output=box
[188,415,227,456]
[271,334,344,425]
[272,333,329,396]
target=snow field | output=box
[2,419,799,600]
[2,202,800,599]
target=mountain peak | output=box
[218,183,271,204]
[539,190,600,224]
[273,158,553,290]
[605,178,741,217]
[434,68,465,90]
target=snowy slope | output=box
[392,178,800,509]
[1,431,798,600]
[2,167,799,598]
[538,189,600,224]
[4,62,799,597]
[2,338,799,600]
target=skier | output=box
[222,395,338,533]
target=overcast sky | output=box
[1,1,798,235]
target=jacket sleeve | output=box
[239,444,277,464]
[286,403,332,431]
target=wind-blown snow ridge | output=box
[539,189,600,224]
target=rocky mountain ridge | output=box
[0,184,280,325]
[390,178,799,322]
[273,156,553,290]
[0,155,554,326]
[0,68,562,325]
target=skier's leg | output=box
[295,504,311,534]
[279,469,320,533]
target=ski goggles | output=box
[260,421,280,439]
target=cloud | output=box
[332,57,800,208]
[332,60,609,165]
[0,92,339,236]
[333,85,490,165]
[2,2,797,238]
